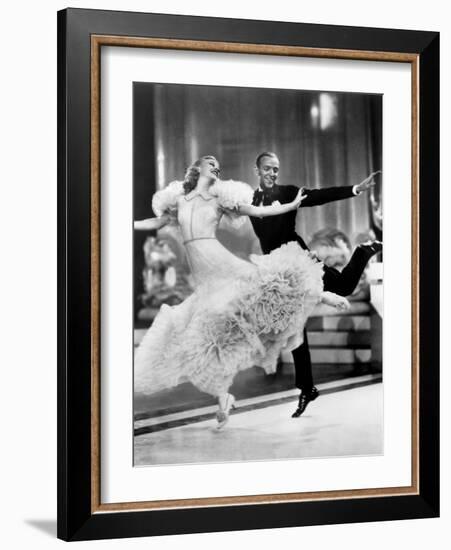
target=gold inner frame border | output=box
[90,34,420,514]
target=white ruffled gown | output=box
[134,180,324,397]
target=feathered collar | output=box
[152,179,254,218]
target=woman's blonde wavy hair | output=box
[183,155,218,194]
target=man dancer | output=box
[249,152,381,417]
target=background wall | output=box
[0,1,448,549]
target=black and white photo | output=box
[132,82,384,466]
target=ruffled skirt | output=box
[134,241,323,397]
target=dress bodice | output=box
[151,180,255,286]
[176,193,248,286]
[177,192,222,243]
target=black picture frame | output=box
[57,7,439,541]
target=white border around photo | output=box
[100,46,411,504]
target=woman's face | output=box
[198,157,220,180]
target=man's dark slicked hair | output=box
[255,152,278,168]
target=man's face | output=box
[256,155,280,190]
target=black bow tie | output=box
[255,187,277,205]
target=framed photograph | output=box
[57,8,439,541]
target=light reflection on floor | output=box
[134,383,383,466]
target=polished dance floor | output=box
[134,376,383,466]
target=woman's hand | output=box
[292,187,308,209]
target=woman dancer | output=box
[134,156,349,428]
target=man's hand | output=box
[321,291,351,311]
[355,170,382,194]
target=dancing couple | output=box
[134,154,381,428]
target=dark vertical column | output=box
[133,83,157,323]
[368,95,383,241]
[133,82,157,217]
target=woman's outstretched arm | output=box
[237,188,307,218]
[134,214,170,231]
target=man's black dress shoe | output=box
[292,387,320,418]
[358,240,382,258]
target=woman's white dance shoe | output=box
[216,394,236,430]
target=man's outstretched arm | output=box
[299,171,381,207]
